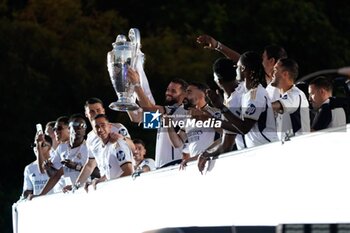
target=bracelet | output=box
[133,83,141,88]
[215,41,222,51]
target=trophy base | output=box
[109,101,139,112]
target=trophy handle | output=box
[129,28,141,69]
[129,28,140,47]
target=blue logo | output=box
[245,103,256,115]
[118,128,128,136]
[116,150,126,162]
[143,110,162,129]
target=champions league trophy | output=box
[107,28,141,111]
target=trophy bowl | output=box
[107,29,140,111]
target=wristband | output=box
[215,41,222,51]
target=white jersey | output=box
[235,84,279,150]
[96,139,133,180]
[276,85,310,140]
[155,105,188,168]
[184,105,222,157]
[135,158,156,172]
[86,123,131,159]
[51,142,88,185]
[266,83,281,102]
[22,161,54,195]
[223,82,244,135]
[224,86,243,117]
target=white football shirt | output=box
[155,105,188,168]
[23,161,53,195]
[184,105,222,157]
[51,142,88,185]
[135,158,156,172]
[87,123,131,159]
[236,84,278,149]
[276,85,310,140]
[97,139,133,180]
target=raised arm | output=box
[35,134,50,174]
[196,34,241,62]
[127,68,165,123]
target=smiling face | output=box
[93,116,111,143]
[165,82,185,105]
[272,60,286,89]
[133,143,146,163]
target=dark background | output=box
[1,0,349,232]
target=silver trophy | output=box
[107,28,141,111]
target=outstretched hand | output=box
[196,34,218,50]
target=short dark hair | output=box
[85,97,103,108]
[170,79,189,92]
[69,113,86,123]
[310,76,333,92]
[133,138,146,148]
[264,45,288,61]
[188,81,209,93]
[93,114,109,122]
[278,58,299,81]
[56,116,69,126]
[213,57,236,82]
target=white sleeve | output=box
[87,146,95,159]
[114,142,133,167]
[114,123,131,138]
[142,159,156,171]
[23,165,33,192]
[279,91,300,114]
